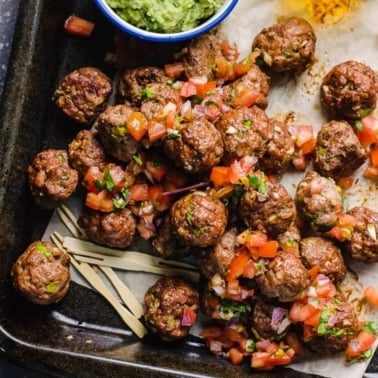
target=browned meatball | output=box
[305,296,359,354]
[54,67,112,125]
[144,276,200,340]
[320,60,378,119]
[313,120,367,179]
[239,175,296,238]
[177,33,223,80]
[215,106,271,165]
[196,228,238,280]
[68,129,108,177]
[96,104,141,163]
[258,118,296,175]
[78,207,137,249]
[251,297,291,340]
[300,236,346,284]
[252,17,316,73]
[152,214,194,259]
[164,117,224,174]
[140,82,182,120]
[223,65,271,109]
[11,240,70,305]
[28,149,79,209]
[256,252,311,302]
[170,191,228,248]
[345,206,378,263]
[294,171,343,231]
[117,66,169,106]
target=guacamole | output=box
[106,0,225,33]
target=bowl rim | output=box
[93,0,239,42]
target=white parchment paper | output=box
[43,1,378,377]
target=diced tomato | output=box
[213,56,235,81]
[289,302,318,323]
[227,248,250,282]
[179,81,198,98]
[300,137,316,155]
[364,286,378,307]
[126,111,148,141]
[192,79,217,98]
[234,54,253,77]
[148,120,167,142]
[346,330,377,360]
[85,190,114,212]
[82,166,104,193]
[145,158,168,182]
[231,87,260,108]
[251,352,271,369]
[148,184,171,212]
[164,62,185,79]
[370,145,378,167]
[129,183,149,202]
[327,212,356,241]
[238,230,267,248]
[364,165,378,180]
[316,280,337,298]
[356,114,378,147]
[303,309,321,327]
[64,15,95,37]
[210,166,230,186]
[256,240,278,258]
[291,124,315,148]
[242,259,257,279]
[337,176,354,190]
[228,156,256,184]
[227,347,244,365]
[307,265,319,282]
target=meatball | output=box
[256,252,311,302]
[28,149,79,209]
[251,297,291,340]
[345,206,378,263]
[223,65,271,109]
[11,240,70,305]
[164,117,224,174]
[196,228,238,280]
[258,118,296,175]
[144,276,200,340]
[320,60,378,119]
[152,214,194,259]
[54,66,112,125]
[78,207,137,249]
[215,106,271,165]
[300,236,346,284]
[313,120,367,179]
[68,129,108,177]
[252,17,316,73]
[294,171,343,231]
[140,82,182,121]
[177,33,223,80]
[96,104,141,163]
[239,176,296,238]
[170,191,228,248]
[305,296,359,354]
[117,66,169,106]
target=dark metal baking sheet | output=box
[0,1,376,377]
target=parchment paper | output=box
[43,1,378,377]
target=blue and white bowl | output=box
[93,0,239,42]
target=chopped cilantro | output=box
[36,243,52,258]
[103,169,115,191]
[247,173,267,193]
[140,87,154,99]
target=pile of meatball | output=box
[13,15,378,368]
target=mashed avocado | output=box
[106,0,225,33]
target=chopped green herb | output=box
[133,154,143,166]
[354,120,363,131]
[103,169,115,191]
[247,173,267,193]
[45,282,59,293]
[36,243,52,258]
[140,87,154,99]
[242,119,252,129]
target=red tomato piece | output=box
[126,111,148,141]
[64,15,95,37]
[210,166,230,187]
[364,286,378,307]
[85,190,114,212]
[346,330,377,360]
[227,248,250,282]
[129,184,149,202]
[82,166,104,193]
[356,115,378,147]
[148,120,167,142]
[231,87,260,108]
